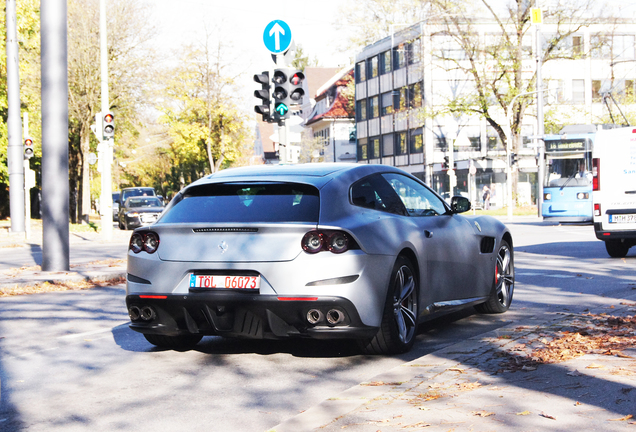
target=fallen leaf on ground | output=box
[586,363,605,369]
[516,411,531,416]
[539,412,556,420]
[448,367,465,373]
[567,370,583,376]
[608,414,633,422]
[472,410,495,417]
[403,422,431,428]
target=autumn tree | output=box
[67,0,156,223]
[155,33,251,182]
[335,0,432,50]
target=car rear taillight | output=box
[130,232,160,254]
[302,230,356,254]
[592,158,600,191]
[594,203,601,217]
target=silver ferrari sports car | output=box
[126,163,514,354]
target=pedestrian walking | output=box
[482,185,491,210]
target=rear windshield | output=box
[159,182,320,224]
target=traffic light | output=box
[253,72,272,122]
[272,68,291,121]
[442,156,449,169]
[288,70,305,105]
[102,111,115,140]
[510,152,518,166]
[24,137,34,159]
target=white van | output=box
[592,126,636,257]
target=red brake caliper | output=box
[495,264,499,284]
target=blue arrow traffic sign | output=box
[263,20,292,54]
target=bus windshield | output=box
[544,156,591,187]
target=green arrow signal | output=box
[275,102,289,116]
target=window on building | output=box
[545,33,584,57]
[356,61,366,83]
[393,43,406,69]
[573,35,583,55]
[407,38,421,65]
[572,79,585,104]
[381,92,394,116]
[382,133,394,156]
[367,56,379,79]
[486,32,532,58]
[369,95,379,119]
[613,34,636,60]
[394,87,407,111]
[408,82,423,108]
[313,128,330,148]
[358,138,368,160]
[591,34,635,60]
[460,125,481,150]
[434,126,447,150]
[546,80,564,104]
[434,34,467,60]
[487,126,504,151]
[380,50,392,75]
[396,131,408,155]
[356,99,367,121]
[592,79,611,102]
[370,136,381,159]
[410,129,423,153]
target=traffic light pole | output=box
[6,0,25,233]
[100,0,113,241]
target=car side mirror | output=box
[450,196,471,214]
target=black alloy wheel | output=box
[476,239,514,314]
[359,256,418,355]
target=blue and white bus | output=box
[542,125,596,222]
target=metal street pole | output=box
[535,23,545,219]
[6,0,25,233]
[41,0,70,271]
[24,113,31,240]
[100,0,113,240]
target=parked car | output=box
[118,196,164,230]
[125,164,514,354]
[112,192,120,222]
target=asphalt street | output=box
[0,218,635,431]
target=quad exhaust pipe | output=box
[128,305,156,322]
[306,308,345,326]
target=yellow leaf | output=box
[516,410,531,416]
[608,414,633,422]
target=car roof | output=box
[189,163,406,189]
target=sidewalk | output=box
[0,222,129,294]
[270,301,636,432]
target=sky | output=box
[149,0,356,111]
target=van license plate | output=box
[609,214,636,223]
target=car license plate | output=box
[189,274,260,289]
[141,214,157,223]
[609,214,636,223]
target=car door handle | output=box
[424,230,433,238]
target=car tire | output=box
[476,239,514,314]
[143,333,202,349]
[605,240,629,258]
[359,256,418,355]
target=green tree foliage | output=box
[0,0,40,219]
[153,39,251,191]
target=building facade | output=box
[354,18,636,208]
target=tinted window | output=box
[127,197,162,208]
[381,173,447,216]
[350,174,406,215]
[160,183,320,224]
